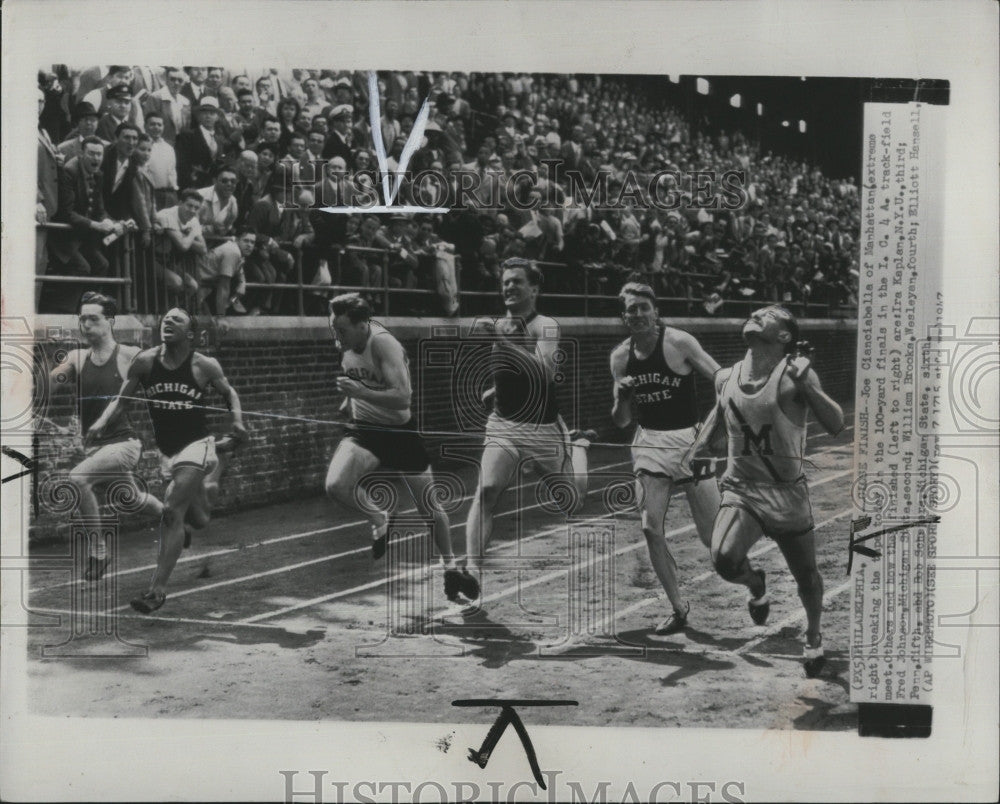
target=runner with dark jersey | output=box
[610,282,721,635]
[324,293,457,598]
[89,307,246,613]
[47,292,162,581]
[456,258,595,602]
[685,305,844,677]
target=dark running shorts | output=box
[344,418,431,474]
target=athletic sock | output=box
[90,539,107,560]
[371,513,388,540]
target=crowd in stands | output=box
[37,66,861,317]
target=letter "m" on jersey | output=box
[740,423,774,456]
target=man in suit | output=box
[58,102,107,162]
[176,96,225,190]
[54,137,122,275]
[142,67,191,145]
[180,67,207,105]
[97,86,144,142]
[37,88,63,283]
[321,104,353,161]
[101,122,141,222]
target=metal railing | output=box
[36,224,856,319]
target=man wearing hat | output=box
[175,96,226,189]
[58,101,107,162]
[80,66,134,116]
[97,85,144,142]
[321,104,353,161]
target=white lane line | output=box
[733,577,854,655]
[608,508,856,627]
[28,458,632,594]
[25,606,319,632]
[91,460,634,613]
[31,414,854,595]
[246,463,854,624]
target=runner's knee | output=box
[162,505,181,527]
[478,483,504,511]
[642,526,664,543]
[794,566,823,598]
[713,550,746,581]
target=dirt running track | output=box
[27,416,857,731]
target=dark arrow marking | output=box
[2,446,37,484]
[453,699,577,789]
[847,515,941,575]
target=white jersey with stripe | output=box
[339,322,410,426]
[719,358,807,484]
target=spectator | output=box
[130,64,163,101]
[176,96,226,189]
[58,102,105,162]
[53,137,121,276]
[233,150,260,227]
[343,215,385,295]
[96,85,142,142]
[142,67,191,144]
[143,112,179,209]
[101,122,141,222]
[300,77,331,121]
[256,116,283,155]
[309,156,353,286]
[254,75,279,117]
[254,143,279,200]
[310,114,329,137]
[276,97,302,153]
[197,228,257,315]
[321,104,353,161]
[246,170,300,306]
[197,165,240,236]
[37,87,63,285]
[83,66,143,126]
[380,99,402,147]
[180,66,207,104]
[153,188,206,295]
[203,66,237,112]
[230,89,265,146]
[280,132,309,181]
[378,214,420,292]
[130,133,157,249]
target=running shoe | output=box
[371,511,396,560]
[457,568,480,601]
[748,569,770,625]
[130,591,166,614]
[655,602,691,635]
[444,568,463,602]
[803,636,826,678]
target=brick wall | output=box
[31,314,857,534]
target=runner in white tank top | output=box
[324,294,458,601]
[685,305,844,678]
[340,321,411,426]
